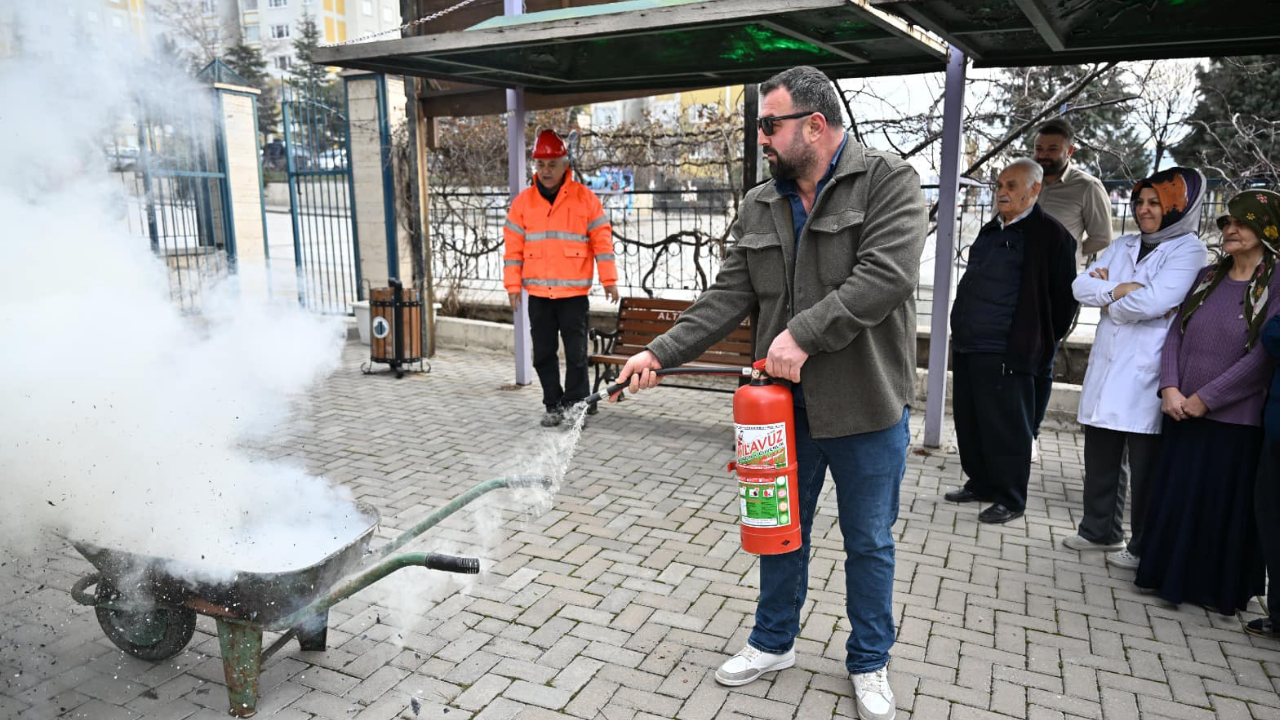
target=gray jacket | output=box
[648,135,926,438]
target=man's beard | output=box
[1037,156,1068,176]
[766,142,817,181]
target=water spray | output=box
[581,361,803,555]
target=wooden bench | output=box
[588,297,753,409]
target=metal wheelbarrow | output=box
[68,475,549,717]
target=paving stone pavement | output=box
[3,342,1280,720]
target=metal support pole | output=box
[743,84,758,192]
[507,86,532,385]
[924,46,967,448]
[505,0,533,385]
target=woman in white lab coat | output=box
[1063,167,1208,569]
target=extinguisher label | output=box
[735,422,788,468]
[740,477,791,528]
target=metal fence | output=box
[430,189,736,301]
[282,79,360,315]
[112,94,234,312]
[431,182,1248,343]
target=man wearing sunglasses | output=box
[612,66,925,720]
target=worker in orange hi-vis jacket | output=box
[503,129,619,427]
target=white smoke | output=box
[0,4,363,578]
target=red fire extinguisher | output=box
[585,359,802,555]
[729,360,802,555]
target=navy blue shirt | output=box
[771,135,847,406]
[774,134,848,259]
[950,216,1028,355]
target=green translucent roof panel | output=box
[877,0,1280,64]
[313,0,948,95]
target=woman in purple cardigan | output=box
[1137,190,1280,615]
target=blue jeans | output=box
[748,406,909,674]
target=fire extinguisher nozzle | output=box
[583,367,758,410]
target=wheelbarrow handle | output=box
[275,551,478,630]
[423,552,480,574]
[373,475,551,560]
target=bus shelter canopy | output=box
[314,0,948,110]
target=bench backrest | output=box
[613,297,753,367]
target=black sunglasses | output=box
[758,111,817,136]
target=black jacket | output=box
[951,203,1078,374]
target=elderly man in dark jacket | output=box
[612,66,925,720]
[945,158,1078,524]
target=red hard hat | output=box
[532,129,567,159]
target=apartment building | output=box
[233,0,403,77]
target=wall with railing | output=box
[430,189,736,302]
[431,182,1246,344]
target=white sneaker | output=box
[1031,437,1041,463]
[1107,548,1140,569]
[851,666,896,720]
[714,645,794,686]
[1062,534,1125,552]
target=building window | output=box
[274,56,291,70]
[268,0,288,7]
[242,0,259,10]
[383,6,397,23]
[111,15,124,28]
[202,0,216,13]
[244,24,261,42]
[362,0,372,14]
[270,24,290,38]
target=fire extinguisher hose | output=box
[582,366,753,407]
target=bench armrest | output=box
[590,327,620,355]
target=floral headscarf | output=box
[1179,190,1280,351]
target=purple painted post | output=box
[924,46,967,448]
[505,0,532,385]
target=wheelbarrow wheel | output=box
[94,581,196,662]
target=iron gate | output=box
[118,92,234,311]
[282,80,360,314]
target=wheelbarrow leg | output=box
[296,611,329,651]
[217,619,263,718]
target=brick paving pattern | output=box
[3,343,1279,719]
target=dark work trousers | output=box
[527,295,590,411]
[1256,439,1280,622]
[952,352,1035,512]
[1079,425,1161,553]
[1031,344,1059,438]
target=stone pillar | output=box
[212,82,270,301]
[344,71,412,288]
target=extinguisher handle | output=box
[583,366,753,406]
[752,359,767,372]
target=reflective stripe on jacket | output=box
[502,170,617,298]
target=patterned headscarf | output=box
[1180,190,1280,351]
[1130,167,1205,244]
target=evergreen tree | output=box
[285,11,344,152]
[993,64,1149,180]
[223,40,279,143]
[1172,56,1280,183]
[290,11,331,89]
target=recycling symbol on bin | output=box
[372,316,391,339]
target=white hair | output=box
[1005,157,1044,185]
